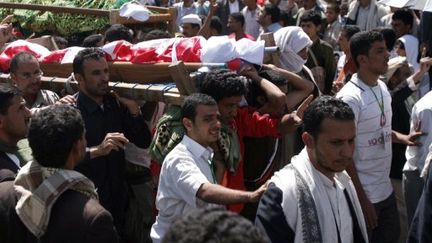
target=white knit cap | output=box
[181,14,202,27]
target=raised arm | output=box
[262,64,314,111]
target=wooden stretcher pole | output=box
[0,2,110,16]
[260,32,281,67]
[0,74,185,105]
[169,61,196,96]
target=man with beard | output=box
[255,96,368,243]
[72,48,151,240]
[0,83,31,182]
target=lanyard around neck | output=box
[369,85,386,127]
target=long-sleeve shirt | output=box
[74,92,151,234]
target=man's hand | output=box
[249,182,268,203]
[331,80,344,94]
[91,132,129,158]
[0,23,12,44]
[110,90,141,116]
[407,121,426,146]
[419,57,432,74]
[0,15,13,25]
[293,94,314,122]
[55,95,76,105]
[360,196,378,229]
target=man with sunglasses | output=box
[9,52,60,114]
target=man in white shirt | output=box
[173,0,199,32]
[404,90,432,226]
[151,93,266,243]
[0,83,31,182]
[346,0,389,31]
[241,0,261,39]
[255,95,368,243]
[336,30,422,243]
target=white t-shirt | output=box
[242,6,261,39]
[404,91,432,172]
[336,74,393,203]
[228,0,240,14]
[150,135,219,243]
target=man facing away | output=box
[0,83,31,182]
[255,95,368,243]
[151,93,266,243]
[0,105,118,243]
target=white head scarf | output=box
[397,34,419,72]
[274,27,313,73]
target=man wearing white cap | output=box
[181,14,202,37]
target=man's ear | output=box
[74,73,84,84]
[302,132,315,149]
[9,73,17,84]
[357,54,367,67]
[182,117,193,132]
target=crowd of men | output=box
[1,0,432,242]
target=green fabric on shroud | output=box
[149,105,241,173]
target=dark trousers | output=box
[370,192,400,243]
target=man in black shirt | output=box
[0,84,31,182]
[72,48,151,239]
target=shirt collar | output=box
[77,92,112,114]
[182,135,214,161]
[32,90,46,108]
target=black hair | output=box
[200,69,246,102]
[263,4,281,23]
[229,12,245,27]
[82,34,104,47]
[73,48,106,76]
[326,3,340,13]
[279,10,291,27]
[303,95,354,138]
[376,28,396,52]
[342,25,361,40]
[245,70,287,108]
[104,24,133,43]
[142,29,172,41]
[162,207,268,243]
[210,16,223,35]
[395,40,405,50]
[392,9,414,28]
[53,36,68,48]
[259,70,287,86]
[0,83,22,115]
[9,52,37,73]
[28,105,84,168]
[181,93,217,122]
[300,10,322,26]
[350,31,385,67]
